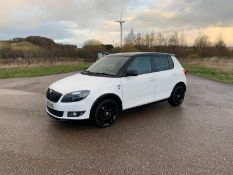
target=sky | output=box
[0,0,233,46]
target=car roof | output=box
[110,52,175,57]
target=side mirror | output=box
[125,70,138,77]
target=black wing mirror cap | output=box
[125,70,138,77]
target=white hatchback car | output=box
[47,52,187,128]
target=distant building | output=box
[12,38,24,42]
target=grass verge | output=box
[183,64,233,84]
[0,63,90,79]
[1,62,232,85]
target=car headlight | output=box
[61,90,90,103]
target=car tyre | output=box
[168,85,185,106]
[94,99,120,128]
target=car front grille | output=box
[46,89,62,103]
[47,107,64,117]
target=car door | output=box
[151,56,176,100]
[121,56,155,109]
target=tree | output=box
[0,45,12,59]
[179,32,187,47]
[25,36,56,47]
[148,31,155,48]
[82,39,106,60]
[167,32,180,53]
[121,44,138,52]
[124,29,136,45]
[135,33,142,46]
[83,39,103,47]
[143,32,153,48]
[168,32,179,47]
[214,34,230,57]
[194,33,212,57]
[155,33,166,46]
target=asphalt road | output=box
[0,73,233,175]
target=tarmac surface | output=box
[0,73,233,175]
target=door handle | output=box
[172,73,177,76]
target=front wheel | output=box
[168,86,185,106]
[94,99,120,128]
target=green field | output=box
[0,64,90,79]
[183,64,233,84]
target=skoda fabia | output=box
[46,52,187,128]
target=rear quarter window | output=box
[151,56,174,72]
[168,56,174,69]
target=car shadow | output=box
[47,100,185,130]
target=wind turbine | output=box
[115,9,125,47]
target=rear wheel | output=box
[168,86,185,106]
[94,99,120,128]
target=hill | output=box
[0,40,47,53]
[0,36,79,60]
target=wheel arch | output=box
[90,93,123,119]
[168,81,186,106]
[172,82,187,94]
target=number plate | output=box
[47,101,55,109]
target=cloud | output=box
[132,0,233,29]
[0,0,233,45]
[127,0,233,45]
[0,0,136,44]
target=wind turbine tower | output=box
[115,9,125,47]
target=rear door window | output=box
[127,56,151,75]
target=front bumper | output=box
[46,98,92,120]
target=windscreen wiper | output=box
[81,70,92,74]
[82,71,115,77]
[93,72,116,77]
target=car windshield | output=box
[84,55,130,76]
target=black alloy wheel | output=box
[95,99,120,128]
[168,86,185,106]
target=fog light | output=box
[73,112,78,117]
[68,111,85,117]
